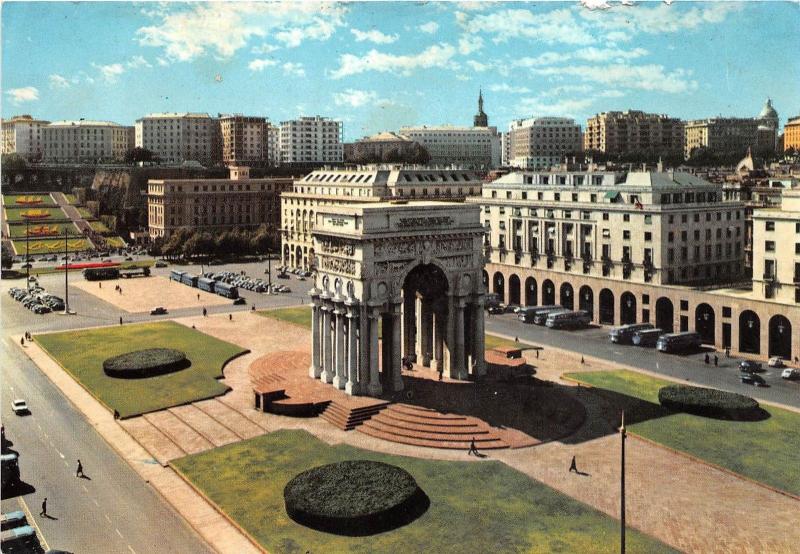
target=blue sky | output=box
[2,1,798,140]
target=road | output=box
[485,313,800,408]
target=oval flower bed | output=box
[103,348,190,378]
[29,225,60,237]
[20,209,52,219]
[15,196,44,205]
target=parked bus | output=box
[545,310,592,329]
[531,306,565,325]
[169,270,185,282]
[180,273,198,287]
[0,454,20,488]
[82,267,119,281]
[610,323,655,344]
[214,281,239,299]
[197,277,216,293]
[0,511,25,531]
[119,266,150,279]
[484,293,501,308]
[632,328,663,347]
[0,525,36,550]
[518,305,560,324]
[656,332,702,353]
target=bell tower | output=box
[473,89,488,127]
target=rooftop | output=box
[48,120,128,128]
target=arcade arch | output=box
[768,315,791,359]
[560,282,574,310]
[509,274,521,306]
[655,297,674,333]
[525,277,537,306]
[579,286,593,316]
[620,292,636,325]
[695,303,715,345]
[738,310,760,354]
[542,279,555,305]
[599,289,614,325]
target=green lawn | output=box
[565,370,800,496]
[77,207,94,219]
[63,193,78,205]
[35,321,247,418]
[3,194,56,207]
[89,220,111,234]
[19,259,154,276]
[4,206,68,222]
[173,430,674,554]
[12,238,93,255]
[104,236,127,248]
[485,334,528,351]
[6,221,78,238]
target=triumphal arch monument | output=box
[308,201,487,397]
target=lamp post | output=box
[620,410,627,554]
[63,228,71,314]
[25,217,31,291]
[267,248,272,294]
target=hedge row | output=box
[658,384,760,420]
[103,348,189,379]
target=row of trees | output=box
[149,225,278,261]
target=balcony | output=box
[763,272,777,282]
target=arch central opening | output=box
[402,264,449,373]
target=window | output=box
[644,232,652,241]
[694,213,700,222]
[572,193,578,201]
[644,215,652,224]
[491,190,497,198]
[681,214,688,223]
[602,229,611,238]
[765,221,775,231]
[623,214,630,222]
[623,230,630,240]
[602,212,609,221]
[554,193,560,201]
[681,231,687,241]
[765,241,775,252]
[722,306,732,318]
[680,300,688,311]
[522,192,527,200]
[694,230,700,240]
[506,191,512,199]
[796,243,800,255]
[668,231,674,242]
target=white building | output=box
[507,117,582,170]
[399,125,501,169]
[135,113,220,166]
[267,124,280,166]
[2,115,50,161]
[218,114,269,167]
[42,120,134,163]
[279,116,343,165]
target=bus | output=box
[632,328,663,347]
[531,306,565,325]
[0,525,36,551]
[484,293,501,308]
[214,281,239,299]
[180,273,198,287]
[545,310,592,329]
[0,454,19,488]
[0,511,25,531]
[119,266,150,279]
[197,277,216,293]
[169,270,186,282]
[610,323,655,344]
[82,267,119,281]
[656,332,702,353]
[518,305,560,324]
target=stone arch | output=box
[620,292,637,325]
[739,310,760,354]
[508,274,521,306]
[768,314,791,359]
[579,286,594,316]
[283,243,290,265]
[394,258,454,299]
[542,279,556,305]
[295,245,303,268]
[655,297,674,333]
[560,282,574,310]
[599,289,614,325]
[492,272,505,301]
[524,277,537,306]
[695,303,715,345]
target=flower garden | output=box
[3,193,56,207]
[4,206,68,222]
[7,222,79,238]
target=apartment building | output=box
[399,125,501,168]
[42,120,134,163]
[784,116,800,152]
[1,114,50,161]
[507,117,582,170]
[147,166,292,240]
[135,112,221,166]
[218,114,269,167]
[267,125,280,166]
[752,189,800,304]
[279,116,343,165]
[584,111,684,158]
[281,166,484,269]
[685,99,780,158]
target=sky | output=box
[2,1,798,141]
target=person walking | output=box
[437,367,443,381]
[229,314,232,321]
[704,353,710,364]
[119,316,123,325]
[76,459,84,478]
[725,347,730,358]
[40,498,47,517]
[714,355,719,367]
[98,282,101,289]
[202,307,207,317]
[580,355,585,365]
[569,455,578,473]
[536,349,539,359]
[197,293,200,301]
[20,337,24,347]
[467,437,479,456]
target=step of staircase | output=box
[319,400,389,431]
[358,424,508,450]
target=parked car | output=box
[781,368,799,380]
[768,357,786,368]
[21,263,32,269]
[740,373,766,386]
[487,305,504,315]
[150,306,168,315]
[11,399,29,415]
[124,256,133,261]
[739,360,763,373]
[233,297,246,305]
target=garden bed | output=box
[658,384,762,420]
[103,348,189,379]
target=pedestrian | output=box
[714,355,719,367]
[20,337,24,346]
[229,313,232,321]
[202,307,207,317]
[467,437,479,456]
[569,455,578,473]
[725,347,731,358]
[76,459,83,478]
[119,316,123,325]
[197,293,200,301]
[251,305,255,311]
[580,356,585,365]
[113,409,119,420]
[40,498,47,517]
[438,367,443,381]
[99,282,101,289]
[704,353,710,364]
[514,336,519,343]
[536,349,539,359]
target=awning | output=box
[604,190,620,199]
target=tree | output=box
[1,153,28,170]
[124,147,154,164]
[1,243,14,269]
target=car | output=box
[233,297,246,305]
[280,287,291,293]
[21,263,32,269]
[487,305,504,315]
[740,373,766,386]
[11,399,29,415]
[781,368,799,380]
[150,306,168,315]
[768,357,786,368]
[739,360,763,373]
[124,256,133,261]
[298,276,306,281]
[154,261,168,268]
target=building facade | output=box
[147,166,292,240]
[399,126,501,168]
[507,117,582,170]
[219,115,269,167]
[2,115,50,161]
[783,116,800,152]
[267,124,280,166]
[135,113,221,166]
[279,116,343,165]
[751,189,800,304]
[685,99,781,159]
[343,132,425,163]
[42,120,134,163]
[584,110,684,158]
[281,166,484,270]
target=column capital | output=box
[369,307,382,319]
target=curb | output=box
[171,464,267,554]
[563,373,800,503]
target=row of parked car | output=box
[276,266,312,280]
[203,271,292,294]
[8,284,64,314]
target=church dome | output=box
[758,98,778,120]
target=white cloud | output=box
[606,31,630,43]
[532,63,696,94]
[458,35,483,55]
[464,8,595,45]
[580,2,742,35]
[580,0,612,10]
[350,28,398,44]
[466,60,491,72]
[126,55,152,69]
[49,74,71,89]
[518,96,595,117]
[6,86,39,104]
[282,62,306,77]
[512,47,646,67]
[156,57,170,67]
[514,52,572,67]
[333,89,379,108]
[251,43,280,55]
[419,21,439,34]
[331,43,458,79]
[248,58,278,72]
[138,3,346,61]
[92,62,125,83]
[488,83,531,94]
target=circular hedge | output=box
[658,384,761,420]
[103,348,190,379]
[284,460,428,535]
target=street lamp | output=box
[626,298,632,308]
[620,410,627,554]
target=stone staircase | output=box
[320,399,390,431]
